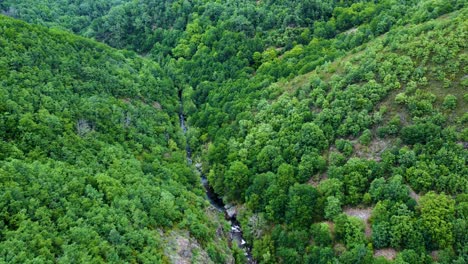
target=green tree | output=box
[324,196,342,220]
[389,204,423,251]
[442,94,457,110]
[256,145,284,173]
[419,192,455,249]
[224,161,251,202]
[359,129,372,146]
[286,184,320,228]
[298,152,326,182]
[296,122,328,155]
[335,214,366,248]
[310,223,332,247]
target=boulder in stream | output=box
[225,204,238,219]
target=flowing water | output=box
[178,95,254,263]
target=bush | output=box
[324,196,342,220]
[442,94,457,110]
[359,129,372,146]
[400,122,441,145]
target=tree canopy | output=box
[1,0,467,263]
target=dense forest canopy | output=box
[1,0,467,263]
[0,15,235,263]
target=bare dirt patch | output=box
[152,101,162,110]
[353,137,393,161]
[431,250,440,261]
[334,243,347,255]
[344,207,373,238]
[408,186,420,204]
[322,221,335,237]
[162,230,211,264]
[344,27,358,35]
[344,207,372,220]
[374,248,397,260]
[308,172,328,187]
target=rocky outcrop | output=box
[162,230,213,264]
[225,204,238,219]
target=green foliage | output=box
[369,175,410,203]
[324,196,342,220]
[443,94,457,110]
[297,122,329,154]
[310,223,332,247]
[0,15,230,262]
[1,0,466,263]
[394,249,427,264]
[359,129,372,146]
[335,214,366,248]
[304,246,335,264]
[297,152,326,182]
[389,206,423,250]
[338,244,373,264]
[419,192,455,249]
[401,122,441,145]
[372,221,391,249]
[285,184,320,229]
[336,139,354,157]
[224,161,251,202]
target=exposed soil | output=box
[408,186,421,204]
[162,230,212,264]
[344,27,358,35]
[308,172,328,187]
[322,221,335,237]
[374,248,397,260]
[431,250,440,261]
[152,101,162,109]
[344,207,373,238]
[353,137,392,161]
[334,243,347,255]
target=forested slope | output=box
[0,16,232,263]
[201,9,467,264]
[1,0,467,264]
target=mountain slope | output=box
[0,15,232,263]
[0,1,466,264]
[201,9,467,263]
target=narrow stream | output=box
[178,92,254,263]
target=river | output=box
[178,96,254,263]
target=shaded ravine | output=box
[178,92,254,263]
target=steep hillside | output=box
[5,0,460,88]
[201,9,467,264]
[0,16,232,263]
[1,1,467,264]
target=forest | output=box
[0,0,467,263]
